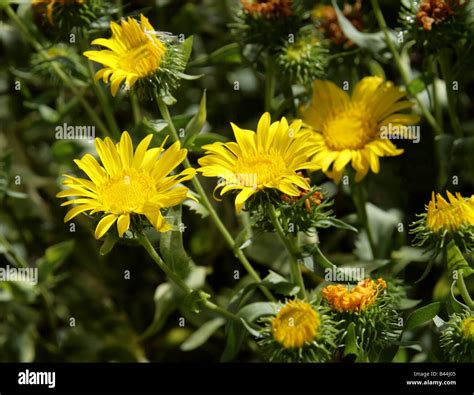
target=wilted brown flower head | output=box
[241,0,293,18]
[415,0,463,31]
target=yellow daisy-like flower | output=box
[197,112,319,212]
[272,300,320,349]
[322,278,387,313]
[84,14,167,96]
[426,191,474,233]
[301,77,420,183]
[57,132,196,239]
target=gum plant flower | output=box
[197,112,319,212]
[275,35,328,86]
[322,278,401,353]
[440,312,474,362]
[300,77,420,183]
[32,0,100,29]
[259,299,340,362]
[322,278,387,313]
[411,191,474,252]
[84,14,184,97]
[240,0,293,18]
[57,132,196,239]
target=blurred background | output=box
[0,0,473,362]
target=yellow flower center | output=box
[322,278,387,313]
[426,192,474,233]
[322,104,377,150]
[99,169,155,214]
[461,317,474,339]
[234,152,287,188]
[272,300,319,349]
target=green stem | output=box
[430,57,443,129]
[154,93,275,302]
[352,181,376,259]
[267,202,307,300]
[438,50,462,139]
[370,0,446,189]
[130,91,141,126]
[370,0,441,135]
[457,271,474,310]
[5,6,109,135]
[137,233,241,323]
[86,60,121,138]
[264,56,275,113]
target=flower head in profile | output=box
[440,312,474,362]
[259,299,340,362]
[322,278,401,353]
[32,0,101,30]
[57,132,196,239]
[275,35,328,86]
[322,278,387,313]
[197,113,319,212]
[84,14,185,97]
[411,191,474,252]
[301,77,420,183]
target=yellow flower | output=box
[462,316,474,340]
[197,112,319,212]
[32,0,84,25]
[272,300,320,349]
[322,278,387,312]
[84,14,167,96]
[426,191,474,233]
[57,132,196,239]
[301,77,420,183]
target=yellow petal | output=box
[117,214,130,237]
[94,214,118,239]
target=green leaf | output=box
[446,240,474,277]
[408,78,426,95]
[38,104,60,123]
[38,240,75,269]
[180,35,194,65]
[397,298,422,310]
[189,43,242,67]
[315,217,358,233]
[448,280,470,314]
[343,322,359,357]
[188,132,229,152]
[237,302,279,322]
[180,318,225,351]
[262,271,299,296]
[405,302,443,331]
[184,90,206,148]
[159,205,193,279]
[140,282,177,340]
[177,72,204,81]
[99,233,118,256]
[221,321,246,362]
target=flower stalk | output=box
[154,92,276,302]
[267,202,307,300]
[137,232,241,323]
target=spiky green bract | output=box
[440,311,474,362]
